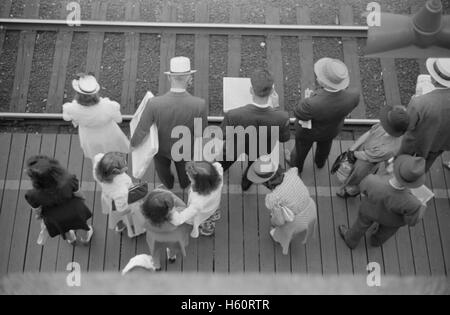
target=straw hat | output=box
[164,56,197,76]
[314,58,350,91]
[426,58,450,88]
[393,155,426,189]
[247,155,279,184]
[72,73,100,95]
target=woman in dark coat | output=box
[25,155,93,245]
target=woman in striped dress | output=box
[247,155,317,255]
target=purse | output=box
[331,151,356,184]
[130,91,159,179]
[112,183,149,211]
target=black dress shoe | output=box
[241,177,253,192]
[338,225,356,250]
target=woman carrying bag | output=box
[336,106,410,198]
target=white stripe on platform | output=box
[0,179,449,199]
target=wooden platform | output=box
[1,131,450,277]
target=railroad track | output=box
[0,2,408,126]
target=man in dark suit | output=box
[290,58,360,173]
[338,155,427,249]
[131,57,207,189]
[220,69,291,191]
[399,58,450,172]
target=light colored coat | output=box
[63,98,130,160]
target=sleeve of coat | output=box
[294,98,314,122]
[130,100,154,148]
[399,100,421,156]
[403,204,425,227]
[110,100,123,124]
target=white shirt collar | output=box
[251,102,271,109]
[324,87,340,93]
[170,88,186,93]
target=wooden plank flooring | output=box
[1,132,449,277]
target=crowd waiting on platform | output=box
[23,55,450,272]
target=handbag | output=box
[112,183,149,211]
[331,151,356,184]
[130,91,159,179]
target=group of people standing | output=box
[23,54,450,271]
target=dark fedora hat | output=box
[380,105,410,137]
[394,155,426,189]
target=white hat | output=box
[247,155,279,184]
[72,74,100,95]
[426,58,450,88]
[314,58,350,91]
[164,56,197,76]
[121,254,156,275]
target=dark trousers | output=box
[154,154,190,190]
[292,137,333,173]
[344,206,403,248]
[425,151,444,172]
[220,159,254,181]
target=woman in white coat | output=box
[62,73,130,160]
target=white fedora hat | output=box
[426,58,450,88]
[72,73,100,95]
[164,56,197,76]
[314,58,350,91]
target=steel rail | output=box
[0,18,369,38]
[0,112,379,126]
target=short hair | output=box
[75,93,100,106]
[141,190,174,227]
[250,68,274,98]
[95,152,128,183]
[186,161,222,196]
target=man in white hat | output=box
[289,58,360,173]
[399,58,450,172]
[131,57,207,189]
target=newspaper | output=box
[411,185,435,205]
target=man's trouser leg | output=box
[345,209,374,249]
[174,160,191,189]
[371,225,401,246]
[154,155,175,189]
[294,137,314,173]
[425,151,444,172]
[315,139,333,168]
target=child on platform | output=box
[170,161,224,237]
[93,152,147,237]
[141,189,191,271]
[62,73,129,160]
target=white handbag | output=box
[130,91,159,179]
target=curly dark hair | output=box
[95,152,128,183]
[26,155,73,206]
[186,161,222,196]
[141,190,174,227]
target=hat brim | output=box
[247,159,279,184]
[393,155,426,189]
[426,58,450,88]
[314,58,350,91]
[164,70,197,76]
[72,79,100,95]
[379,106,405,137]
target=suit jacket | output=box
[360,175,424,227]
[221,104,291,161]
[399,89,450,157]
[130,91,208,160]
[294,88,360,141]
